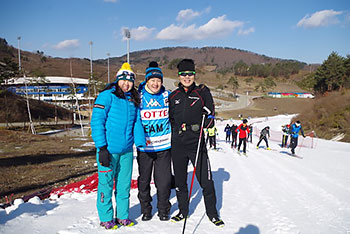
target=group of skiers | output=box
[90,59,224,230]
[218,119,305,156]
[281,121,306,155]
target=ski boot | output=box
[171,213,186,222]
[209,217,225,227]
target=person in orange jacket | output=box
[236,119,250,155]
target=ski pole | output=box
[182,114,206,234]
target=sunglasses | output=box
[178,71,195,77]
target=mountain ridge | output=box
[1,38,310,82]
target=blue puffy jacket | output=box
[90,88,146,154]
[289,123,305,138]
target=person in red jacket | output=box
[236,119,250,155]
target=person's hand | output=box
[99,146,111,167]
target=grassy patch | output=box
[0,130,96,203]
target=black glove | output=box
[98,146,111,167]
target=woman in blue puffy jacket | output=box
[91,63,146,229]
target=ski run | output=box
[1,115,349,234]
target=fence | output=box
[253,126,316,148]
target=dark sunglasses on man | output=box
[178,71,196,77]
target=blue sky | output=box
[1,0,349,64]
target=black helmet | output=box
[243,119,248,124]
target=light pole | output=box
[124,28,131,64]
[107,53,110,83]
[88,41,93,109]
[17,36,21,72]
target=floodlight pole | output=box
[124,29,131,64]
[17,36,21,72]
[107,53,110,83]
[88,41,93,109]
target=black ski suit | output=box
[231,125,238,148]
[169,82,218,219]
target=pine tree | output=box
[314,52,346,93]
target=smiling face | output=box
[118,79,133,93]
[146,77,162,94]
[178,71,195,88]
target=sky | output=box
[1,0,349,64]
[1,115,349,233]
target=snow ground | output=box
[1,115,349,234]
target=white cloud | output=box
[297,9,343,28]
[238,27,255,36]
[103,0,118,3]
[176,7,211,24]
[157,15,244,41]
[176,9,201,23]
[53,39,79,50]
[121,26,155,41]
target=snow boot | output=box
[158,212,170,221]
[116,218,135,227]
[100,220,118,230]
[141,213,152,221]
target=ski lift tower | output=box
[124,28,131,64]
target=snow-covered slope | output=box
[1,115,349,234]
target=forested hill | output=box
[1,38,308,82]
[108,46,303,68]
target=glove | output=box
[98,146,111,167]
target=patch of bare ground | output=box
[0,130,96,204]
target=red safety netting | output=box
[50,173,138,197]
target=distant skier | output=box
[224,124,231,143]
[236,119,250,155]
[281,124,290,148]
[256,126,270,150]
[231,123,238,148]
[289,121,305,155]
[248,124,253,143]
[207,126,217,149]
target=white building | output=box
[4,76,94,108]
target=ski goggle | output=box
[178,71,195,77]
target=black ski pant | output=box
[231,133,237,148]
[257,136,269,148]
[290,137,298,154]
[171,142,218,219]
[282,135,289,147]
[209,135,216,149]
[238,137,247,153]
[137,150,172,215]
[225,133,231,142]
